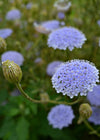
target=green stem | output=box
[83,119,100,137]
[16,83,81,105]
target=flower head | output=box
[47,104,75,129]
[48,27,86,51]
[57,12,65,19]
[34,20,61,34]
[0,37,7,53]
[54,0,71,12]
[46,61,63,76]
[88,107,100,125]
[52,60,99,98]
[1,51,24,66]
[6,9,21,20]
[0,29,13,39]
[11,89,21,96]
[87,85,100,107]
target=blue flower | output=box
[52,60,99,98]
[1,51,24,66]
[0,29,13,39]
[46,61,63,76]
[48,27,86,51]
[88,107,100,125]
[11,89,21,96]
[47,104,75,129]
[97,20,100,26]
[6,9,21,20]
[87,85,100,107]
[57,12,65,19]
[34,20,61,34]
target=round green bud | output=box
[2,60,22,84]
[0,37,7,53]
[79,103,92,119]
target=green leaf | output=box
[16,117,29,140]
[0,89,8,104]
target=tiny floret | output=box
[52,60,99,98]
[48,27,86,51]
[88,107,100,125]
[1,51,24,66]
[6,9,21,20]
[0,29,13,39]
[47,104,75,129]
[87,85,100,107]
[46,61,63,76]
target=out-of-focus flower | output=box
[54,0,71,12]
[46,61,63,76]
[0,37,7,53]
[1,51,24,66]
[11,89,21,96]
[6,9,21,21]
[34,20,61,34]
[52,60,99,98]
[97,20,100,26]
[57,12,65,19]
[88,106,100,125]
[47,104,75,129]
[48,27,86,51]
[0,29,13,39]
[87,85,100,107]
[26,2,33,9]
[34,57,43,64]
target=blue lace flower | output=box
[1,51,24,66]
[47,104,75,129]
[52,60,99,98]
[48,27,86,51]
[6,9,21,20]
[0,29,13,38]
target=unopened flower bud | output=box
[2,60,22,84]
[40,93,49,103]
[0,37,7,53]
[79,103,92,119]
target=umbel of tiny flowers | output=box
[1,51,24,66]
[46,61,63,76]
[87,85,100,107]
[88,106,100,125]
[34,20,61,34]
[0,37,7,54]
[78,103,92,124]
[0,28,13,39]
[47,27,86,51]
[6,9,21,21]
[52,59,99,98]
[47,104,75,129]
[2,60,22,84]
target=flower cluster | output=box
[87,85,100,107]
[0,29,13,39]
[48,27,86,51]
[34,20,61,34]
[47,104,75,129]
[88,107,100,125]
[6,9,21,20]
[1,51,24,66]
[52,60,99,98]
[46,61,63,76]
